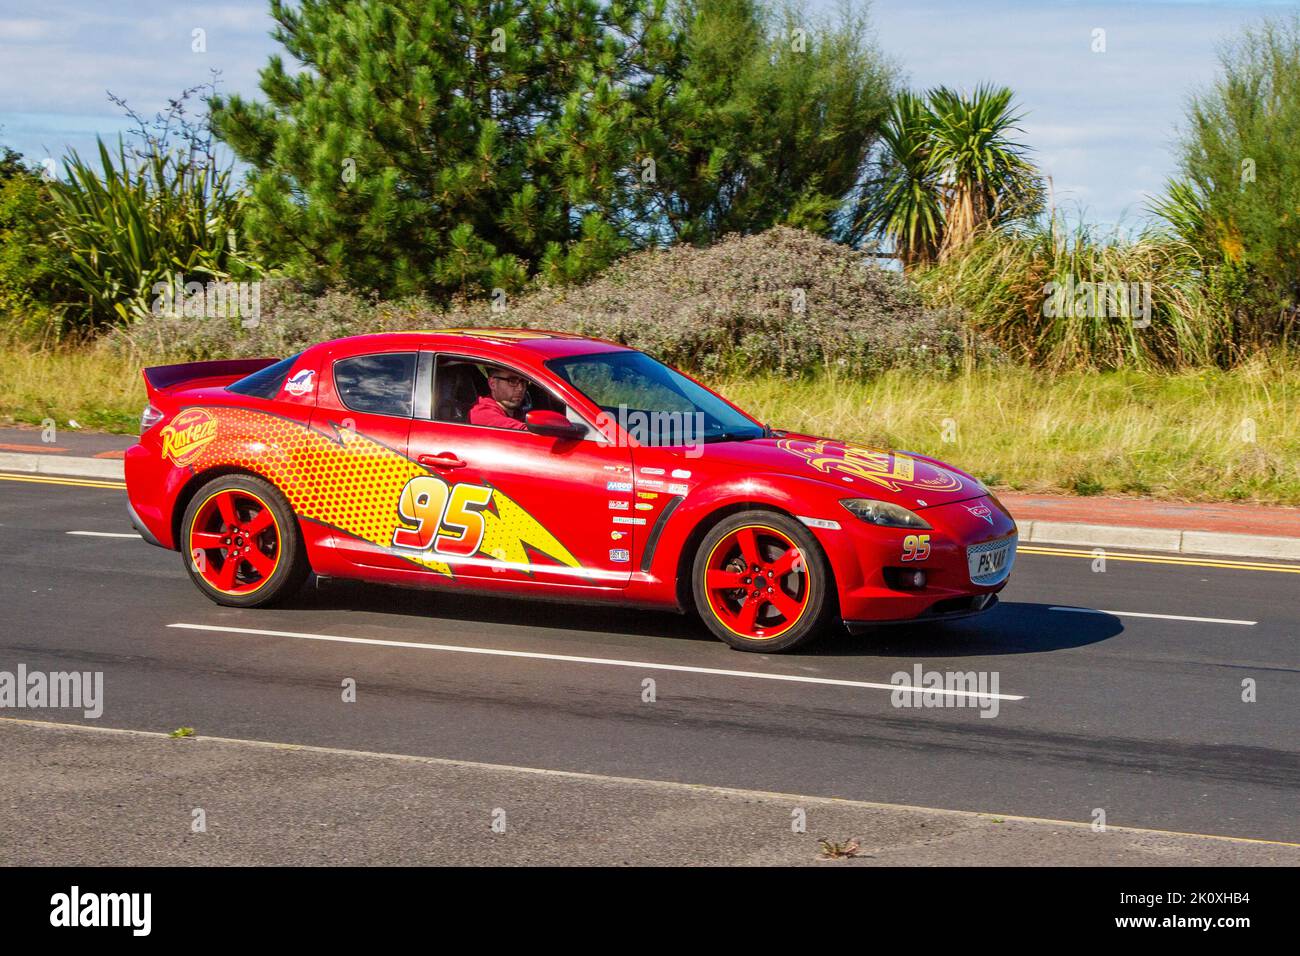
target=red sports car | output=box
[126,330,1017,652]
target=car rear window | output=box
[227,354,301,399]
[333,352,417,417]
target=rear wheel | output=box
[180,474,308,607]
[691,510,832,652]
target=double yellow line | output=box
[0,472,126,490]
[1019,544,1300,574]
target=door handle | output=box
[419,452,466,469]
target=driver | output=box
[469,368,530,430]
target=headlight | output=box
[840,498,931,529]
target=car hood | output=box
[685,433,987,509]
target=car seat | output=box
[434,363,486,423]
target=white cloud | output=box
[0,18,56,41]
[2,0,1294,230]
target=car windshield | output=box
[546,351,765,445]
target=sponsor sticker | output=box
[609,548,631,563]
[160,408,218,465]
[608,500,630,510]
[610,531,625,541]
[637,491,659,500]
[606,481,633,492]
[639,479,664,490]
[612,516,647,525]
[965,504,994,525]
[671,469,692,479]
[797,516,842,530]
[635,503,654,511]
[667,483,690,495]
[284,368,316,396]
[640,467,665,476]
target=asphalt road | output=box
[1,473,1297,851]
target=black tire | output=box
[179,473,310,608]
[691,509,833,652]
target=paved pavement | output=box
[3,719,1294,866]
[0,423,130,459]
[0,473,1297,863]
[999,492,1300,538]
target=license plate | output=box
[968,536,1015,585]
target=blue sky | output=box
[0,0,1295,228]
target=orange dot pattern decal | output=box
[185,407,582,578]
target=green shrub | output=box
[111,226,975,375]
[1152,14,1300,345]
[914,218,1234,369]
[47,139,259,331]
[0,164,77,342]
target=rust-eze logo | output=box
[161,408,217,465]
[778,438,963,494]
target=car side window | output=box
[432,357,490,425]
[333,352,417,417]
[431,355,588,432]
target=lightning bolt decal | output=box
[183,407,584,578]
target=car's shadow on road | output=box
[280,579,1121,659]
[814,601,1124,658]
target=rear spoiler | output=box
[142,358,279,397]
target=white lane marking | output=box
[1049,606,1256,626]
[167,623,1026,701]
[66,531,139,538]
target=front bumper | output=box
[844,594,998,634]
[819,495,1017,623]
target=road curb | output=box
[3,454,1298,562]
[1020,519,1300,561]
[0,451,125,480]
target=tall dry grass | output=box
[4,343,1296,504]
[721,353,1300,503]
[915,218,1242,369]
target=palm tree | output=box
[864,91,944,270]
[926,84,1041,258]
[865,85,1040,269]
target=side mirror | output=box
[526,409,586,439]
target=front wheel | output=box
[691,510,833,652]
[180,474,309,607]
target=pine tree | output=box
[631,0,897,245]
[213,0,672,299]
[214,0,896,299]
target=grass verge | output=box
[722,354,1299,504]
[2,347,1296,504]
[0,347,144,433]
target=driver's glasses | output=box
[491,375,528,389]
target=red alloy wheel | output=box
[702,524,810,640]
[187,489,281,595]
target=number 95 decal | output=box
[901,534,931,562]
[393,475,493,557]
